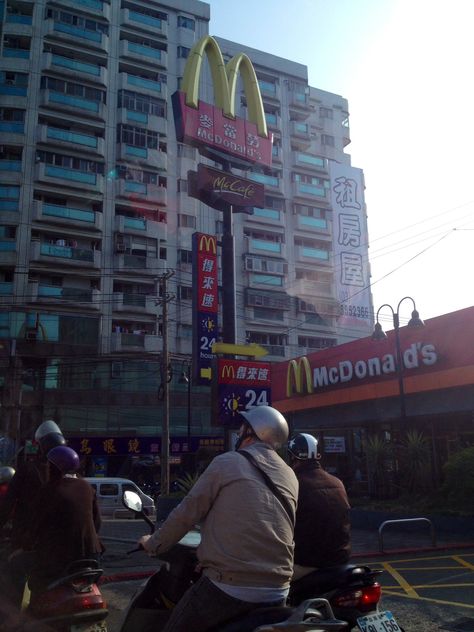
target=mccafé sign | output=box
[287,342,438,397]
[188,164,265,212]
[172,36,272,168]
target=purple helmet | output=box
[47,446,80,474]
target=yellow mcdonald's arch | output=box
[198,234,217,254]
[221,364,235,379]
[182,35,268,139]
[286,357,313,397]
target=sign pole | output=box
[221,204,236,345]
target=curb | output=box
[100,541,474,584]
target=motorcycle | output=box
[0,558,108,632]
[120,490,348,632]
[120,490,402,632]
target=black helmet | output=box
[288,433,319,460]
[34,420,66,454]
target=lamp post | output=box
[372,296,424,420]
[179,362,192,446]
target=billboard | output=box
[192,232,218,384]
[172,36,272,168]
[330,162,372,332]
[216,358,272,425]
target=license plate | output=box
[71,620,107,632]
[357,610,401,632]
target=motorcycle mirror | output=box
[123,490,143,513]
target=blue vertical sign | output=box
[192,233,218,385]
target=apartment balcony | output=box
[34,163,105,194]
[119,40,167,68]
[32,200,103,231]
[4,14,33,32]
[57,0,111,19]
[44,19,110,53]
[290,121,311,149]
[113,253,161,275]
[246,207,285,226]
[0,281,13,304]
[292,181,329,202]
[118,144,167,171]
[245,236,286,259]
[264,113,281,132]
[110,331,162,353]
[295,214,331,239]
[116,180,167,206]
[247,172,283,194]
[293,278,334,299]
[40,89,106,121]
[0,241,17,264]
[119,73,167,100]
[295,245,330,265]
[112,292,157,314]
[0,121,25,143]
[30,241,101,270]
[2,47,30,60]
[288,91,311,115]
[36,125,105,156]
[292,151,328,173]
[260,344,286,358]
[42,52,108,85]
[114,215,167,241]
[258,81,281,103]
[117,108,167,135]
[271,145,282,164]
[121,9,168,38]
[0,160,22,182]
[27,281,101,309]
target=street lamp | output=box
[372,296,424,420]
[179,362,192,446]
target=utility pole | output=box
[158,270,174,496]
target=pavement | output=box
[99,513,474,583]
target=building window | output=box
[177,15,195,30]
[320,107,333,119]
[177,179,188,193]
[179,285,193,300]
[177,143,195,159]
[178,46,190,59]
[178,214,196,229]
[321,134,335,147]
[117,124,159,149]
[118,90,166,117]
[298,336,336,350]
[179,249,193,264]
[253,308,284,321]
[40,76,105,103]
[45,9,109,35]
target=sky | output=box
[208,0,474,325]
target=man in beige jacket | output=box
[138,405,298,632]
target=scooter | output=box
[120,490,403,632]
[120,490,349,632]
[1,558,108,632]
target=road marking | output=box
[382,562,420,598]
[382,589,474,609]
[453,555,474,570]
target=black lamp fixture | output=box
[371,296,424,421]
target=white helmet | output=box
[0,466,15,484]
[239,406,289,449]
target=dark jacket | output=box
[293,461,351,568]
[30,476,103,587]
[0,459,47,550]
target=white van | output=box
[84,477,155,519]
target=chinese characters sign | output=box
[330,163,372,332]
[69,436,224,456]
[216,359,272,425]
[193,232,218,385]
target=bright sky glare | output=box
[208,0,474,325]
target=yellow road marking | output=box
[382,589,474,609]
[382,562,420,598]
[453,555,474,570]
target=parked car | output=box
[84,477,155,519]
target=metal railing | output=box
[378,517,436,552]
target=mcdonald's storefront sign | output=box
[286,357,314,397]
[172,36,272,168]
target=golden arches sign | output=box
[286,357,313,397]
[182,35,268,139]
[198,234,217,254]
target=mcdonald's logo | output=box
[286,357,313,397]
[221,364,236,380]
[172,36,273,168]
[182,36,267,138]
[198,233,217,255]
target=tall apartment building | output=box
[0,0,372,473]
